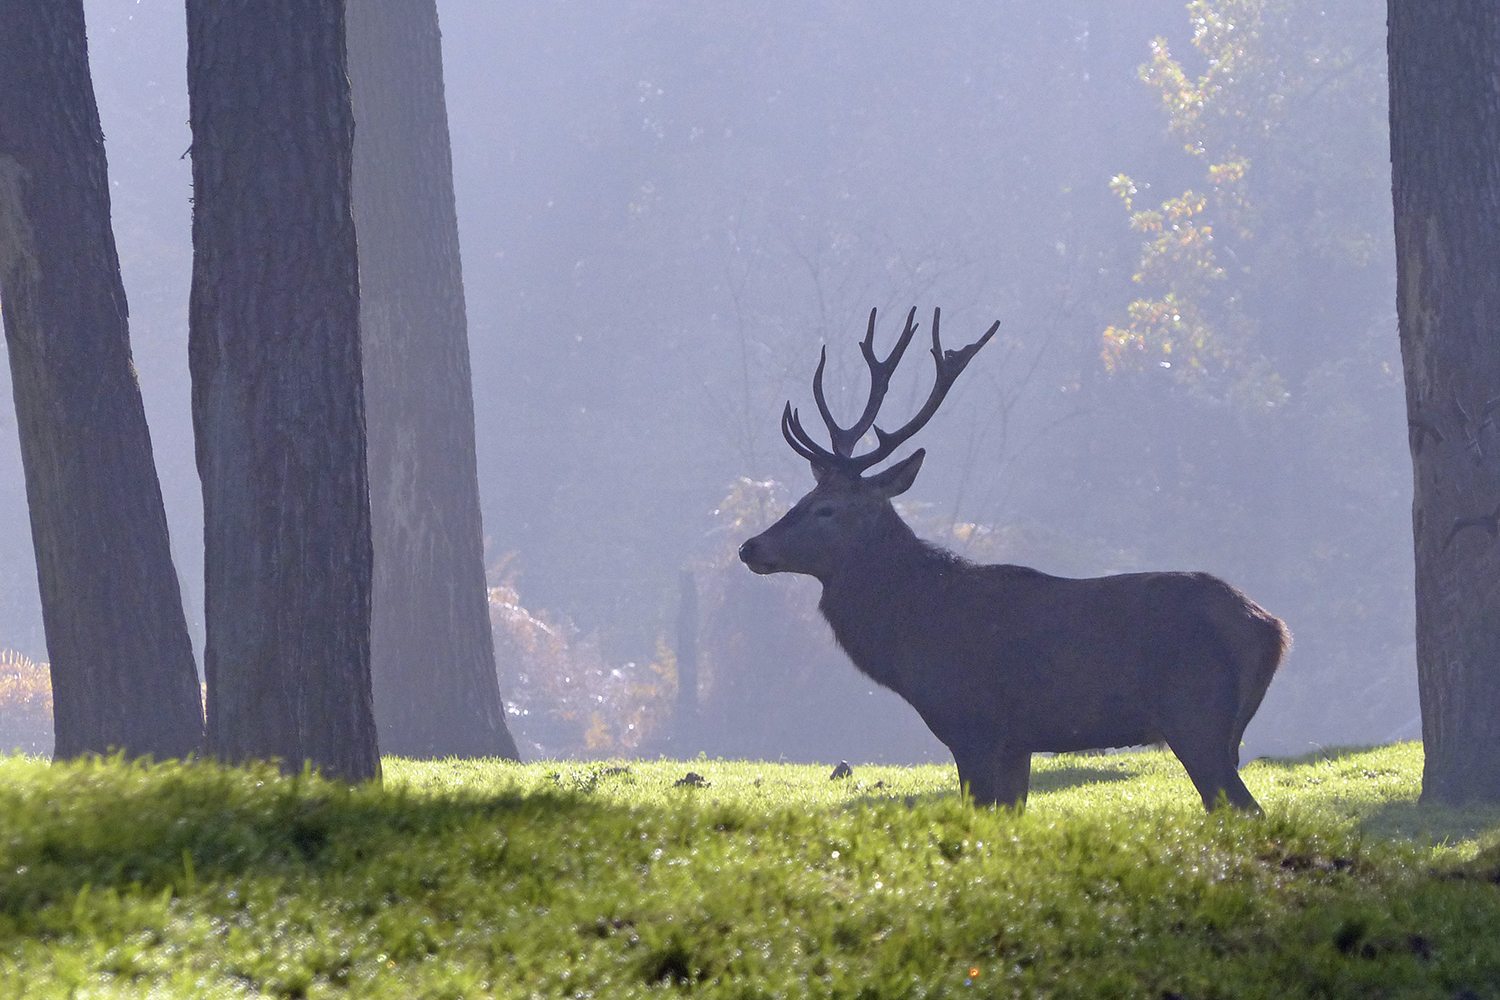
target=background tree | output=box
[0,1,1420,763]
[1389,2,1500,804]
[186,0,379,781]
[346,0,519,761]
[0,0,202,759]
[1095,0,1408,748]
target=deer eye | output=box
[814,505,835,518]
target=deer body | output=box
[739,307,1287,811]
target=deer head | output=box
[739,307,998,581]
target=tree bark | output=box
[187,0,380,781]
[346,0,519,760]
[1389,2,1500,804]
[0,0,203,759]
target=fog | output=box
[0,1,1410,762]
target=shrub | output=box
[0,649,52,757]
[489,569,674,758]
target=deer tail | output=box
[1229,601,1291,750]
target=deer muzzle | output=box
[738,536,779,575]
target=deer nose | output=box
[739,537,779,575]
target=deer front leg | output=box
[956,745,1031,810]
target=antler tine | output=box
[852,307,1000,473]
[779,306,996,477]
[811,307,920,457]
[781,403,837,466]
[809,348,841,452]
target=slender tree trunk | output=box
[187,0,380,782]
[346,0,519,760]
[675,569,699,741]
[0,0,203,759]
[1389,2,1500,804]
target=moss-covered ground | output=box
[1,743,1498,998]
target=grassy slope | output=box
[0,745,1497,998]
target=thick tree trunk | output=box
[0,1,203,759]
[1389,3,1500,804]
[346,0,519,760]
[187,0,380,781]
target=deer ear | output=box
[809,459,837,485]
[867,449,924,498]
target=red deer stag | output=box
[738,307,1289,811]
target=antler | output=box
[782,307,999,476]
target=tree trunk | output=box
[346,0,519,760]
[675,569,699,740]
[186,0,380,782]
[0,0,203,759]
[1389,3,1500,804]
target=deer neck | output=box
[816,511,944,688]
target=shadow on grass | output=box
[1029,765,1135,794]
[0,760,635,922]
[1249,745,1385,769]
[838,762,1134,810]
[1357,798,1500,848]
[1241,744,1500,849]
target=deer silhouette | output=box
[738,307,1288,811]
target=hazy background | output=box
[0,0,1410,761]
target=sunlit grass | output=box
[0,744,1497,997]
[390,743,1496,856]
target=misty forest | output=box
[11,4,1500,995]
[0,0,1432,769]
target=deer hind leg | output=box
[1160,721,1260,812]
[1157,640,1262,812]
[955,745,1031,811]
[1175,745,1258,811]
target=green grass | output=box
[1,745,1498,998]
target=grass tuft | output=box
[0,744,1496,997]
